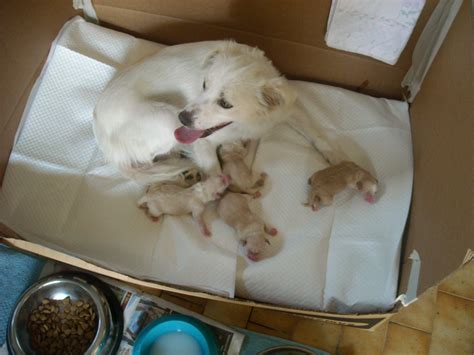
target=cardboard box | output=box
[1,0,472,329]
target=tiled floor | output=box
[159,260,474,354]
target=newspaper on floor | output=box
[106,279,245,355]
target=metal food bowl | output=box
[8,272,123,354]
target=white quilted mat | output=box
[0,17,413,312]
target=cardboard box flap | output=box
[91,0,438,99]
[399,0,473,298]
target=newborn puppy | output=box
[218,192,277,261]
[218,140,266,198]
[138,174,231,236]
[305,161,378,211]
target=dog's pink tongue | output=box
[174,126,205,144]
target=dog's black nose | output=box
[178,110,194,127]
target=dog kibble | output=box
[27,297,97,355]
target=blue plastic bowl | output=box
[132,314,219,355]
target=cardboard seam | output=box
[389,320,432,334]
[437,289,474,303]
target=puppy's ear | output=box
[258,77,297,108]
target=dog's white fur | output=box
[94,40,344,184]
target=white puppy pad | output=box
[0,18,413,312]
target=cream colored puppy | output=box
[305,161,378,211]
[218,140,266,197]
[138,175,231,236]
[218,193,277,261]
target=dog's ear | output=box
[203,50,219,69]
[258,77,297,108]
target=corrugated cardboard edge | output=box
[0,235,392,330]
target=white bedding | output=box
[0,17,413,312]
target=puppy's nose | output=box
[178,110,195,127]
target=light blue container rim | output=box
[132,314,219,355]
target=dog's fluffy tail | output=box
[120,158,196,185]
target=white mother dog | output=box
[94,41,343,183]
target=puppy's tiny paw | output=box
[311,204,320,212]
[252,191,262,199]
[201,226,212,237]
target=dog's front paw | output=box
[180,168,202,187]
[254,172,267,188]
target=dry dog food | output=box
[27,297,97,355]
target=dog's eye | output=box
[203,81,206,90]
[217,98,233,109]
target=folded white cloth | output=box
[0,17,413,312]
[326,0,425,65]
